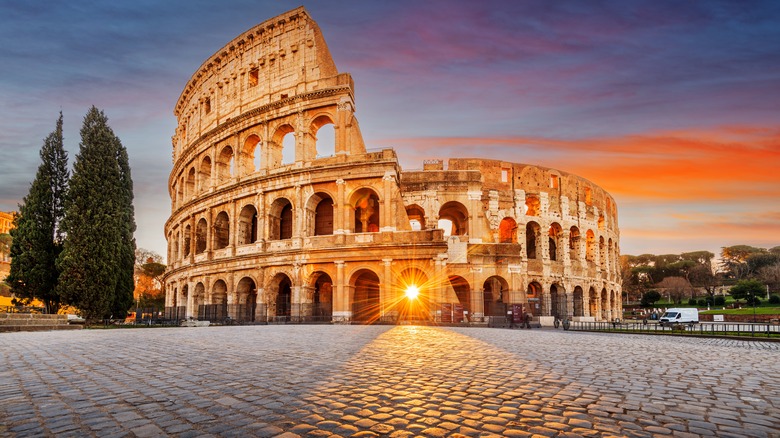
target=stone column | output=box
[333,261,348,321]
[382,258,393,322]
[335,179,346,234]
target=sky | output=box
[1,0,778,262]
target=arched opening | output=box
[525,194,540,216]
[186,167,195,199]
[238,205,258,245]
[550,284,566,319]
[586,230,596,262]
[176,178,183,207]
[589,287,598,319]
[311,273,333,320]
[448,275,471,318]
[548,222,563,261]
[217,146,234,182]
[405,204,426,231]
[601,287,609,320]
[573,286,584,317]
[527,282,541,316]
[607,238,614,273]
[242,134,261,174]
[483,276,508,317]
[314,195,334,236]
[198,156,211,193]
[213,211,230,250]
[498,217,517,243]
[282,132,296,165]
[598,213,605,231]
[193,282,205,319]
[195,218,207,253]
[569,226,581,262]
[269,198,293,240]
[599,236,607,270]
[171,232,179,262]
[236,277,257,322]
[526,222,540,259]
[311,115,335,158]
[208,280,228,321]
[438,201,469,237]
[183,224,191,257]
[351,189,380,233]
[179,284,188,314]
[397,268,429,321]
[351,270,380,323]
[271,275,292,320]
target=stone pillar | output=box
[382,258,393,322]
[335,179,346,234]
[381,172,395,232]
[472,287,484,321]
[333,261,348,321]
[256,190,265,245]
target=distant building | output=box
[0,211,14,282]
[0,211,13,235]
[163,7,622,325]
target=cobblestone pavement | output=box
[1,325,778,437]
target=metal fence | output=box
[566,321,780,338]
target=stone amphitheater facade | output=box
[163,7,622,325]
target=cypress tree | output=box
[7,113,69,313]
[58,107,136,322]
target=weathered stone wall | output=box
[163,7,622,324]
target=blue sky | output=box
[1,0,779,261]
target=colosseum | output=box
[163,7,622,326]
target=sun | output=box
[405,285,420,300]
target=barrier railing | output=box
[565,320,780,338]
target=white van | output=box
[659,308,699,326]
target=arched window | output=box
[195,219,208,253]
[217,146,234,182]
[198,156,211,192]
[311,115,335,158]
[183,224,191,257]
[214,211,230,249]
[269,198,293,240]
[499,217,517,243]
[238,205,258,245]
[242,135,261,174]
[548,223,563,261]
[599,236,607,269]
[314,197,334,236]
[282,132,295,165]
[351,189,380,233]
[186,167,195,199]
[526,222,540,259]
[586,230,596,262]
[525,195,540,216]
[569,226,581,261]
[406,205,426,231]
[438,201,469,237]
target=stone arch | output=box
[179,284,188,310]
[306,192,334,236]
[269,197,294,240]
[310,114,335,158]
[525,194,540,216]
[217,145,234,182]
[270,124,295,167]
[589,286,598,319]
[397,267,430,321]
[237,204,258,245]
[572,286,584,317]
[586,229,596,262]
[548,222,563,261]
[526,221,541,259]
[186,167,195,199]
[569,226,581,262]
[213,211,230,249]
[351,269,380,323]
[607,238,614,273]
[308,271,333,320]
[211,279,228,306]
[171,231,179,262]
[195,218,208,253]
[193,282,205,318]
[183,224,192,257]
[601,287,609,320]
[599,236,607,270]
[350,188,380,233]
[198,156,211,193]
[236,276,257,322]
[241,134,262,174]
[527,281,542,316]
[598,213,605,231]
[267,272,293,320]
[550,283,566,319]
[499,217,517,243]
[438,201,469,237]
[483,276,509,317]
[405,204,426,231]
[448,275,471,314]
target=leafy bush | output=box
[688,298,697,306]
[746,296,761,306]
[714,296,726,306]
[769,295,780,304]
[697,298,708,306]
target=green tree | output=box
[729,279,765,305]
[720,245,765,279]
[640,290,661,307]
[6,114,69,313]
[57,107,136,323]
